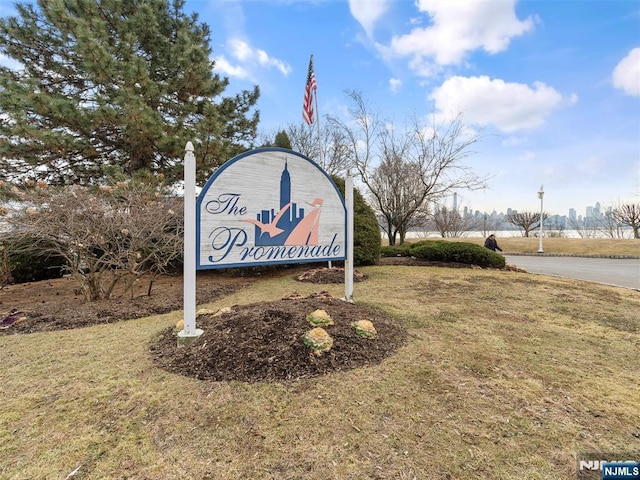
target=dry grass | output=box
[410,236,640,256]
[1,265,639,479]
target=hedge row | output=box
[381,240,506,269]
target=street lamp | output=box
[537,184,544,253]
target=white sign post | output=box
[178,142,203,344]
[344,170,354,302]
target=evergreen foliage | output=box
[1,236,67,284]
[274,130,292,149]
[331,175,381,266]
[0,0,259,185]
[381,240,506,269]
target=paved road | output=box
[504,255,640,290]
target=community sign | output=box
[196,147,346,269]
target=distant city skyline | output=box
[439,187,636,220]
[464,200,618,219]
[425,189,631,219]
[436,186,640,221]
[453,201,634,238]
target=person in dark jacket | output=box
[484,234,502,252]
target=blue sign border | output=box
[196,147,347,270]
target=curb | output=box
[503,253,640,259]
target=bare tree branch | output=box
[613,203,640,239]
[285,122,354,176]
[327,90,486,245]
[3,179,183,301]
[507,211,547,237]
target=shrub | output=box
[409,241,446,260]
[2,177,183,301]
[380,244,412,257]
[1,235,67,284]
[397,240,506,269]
[331,175,381,266]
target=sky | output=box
[1,0,639,217]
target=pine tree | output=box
[0,0,259,185]
[274,130,292,149]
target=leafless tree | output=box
[327,90,486,245]
[431,206,466,238]
[613,203,640,239]
[594,211,628,239]
[367,131,429,244]
[285,122,353,176]
[568,217,600,238]
[422,200,482,238]
[2,179,183,302]
[507,211,547,237]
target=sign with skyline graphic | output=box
[196,148,346,269]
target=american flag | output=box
[302,55,317,125]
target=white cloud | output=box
[228,38,253,62]
[383,0,534,75]
[256,51,290,75]
[389,77,402,93]
[612,47,640,97]
[215,38,291,79]
[430,76,569,132]
[348,0,390,38]
[213,56,249,79]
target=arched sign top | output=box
[196,147,346,269]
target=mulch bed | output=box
[0,270,254,335]
[149,292,407,383]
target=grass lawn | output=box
[1,258,639,479]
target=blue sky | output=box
[185,0,640,217]
[1,0,638,217]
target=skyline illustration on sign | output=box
[242,160,323,247]
[196,148,346,269]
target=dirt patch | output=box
[294,266,368,284]
[149,293,407,383]
[0,270,256,335]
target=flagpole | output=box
[314,88,324,167]
[308,55,331,269]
